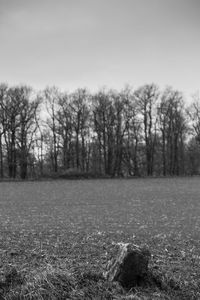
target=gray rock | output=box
[104,243,151,288]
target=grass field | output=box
[0,178,200,299]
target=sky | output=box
[0,0,200,99]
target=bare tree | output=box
[158,87,187,175]
[93,89,116,175]
[69,88,91,171]
[56,92,73,169]
[16,87,41,179]
[0,83,9,178]
[123,88,142,176]
[134,84,159,176]
[112,88,133,176]
[0,86,23,178]
[44,86,60,172]
[187,92,200,143]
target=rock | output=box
[104,243,151,288]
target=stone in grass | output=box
[104,243,151,288]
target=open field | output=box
[0,178,200,299]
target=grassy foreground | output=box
[0,178,200,299]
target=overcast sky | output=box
[0,0,199,98]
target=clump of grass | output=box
[2,264,75,300]
[74,269,122,299]
[0,266,24,294]
[1,265,123,300]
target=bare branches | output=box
[0,82,199,178]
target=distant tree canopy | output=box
[0,83,200,179]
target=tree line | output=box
[0,82,200,179]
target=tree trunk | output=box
[162,128,166,176]
[0,134,3,178]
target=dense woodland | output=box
[0,83,200,179]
